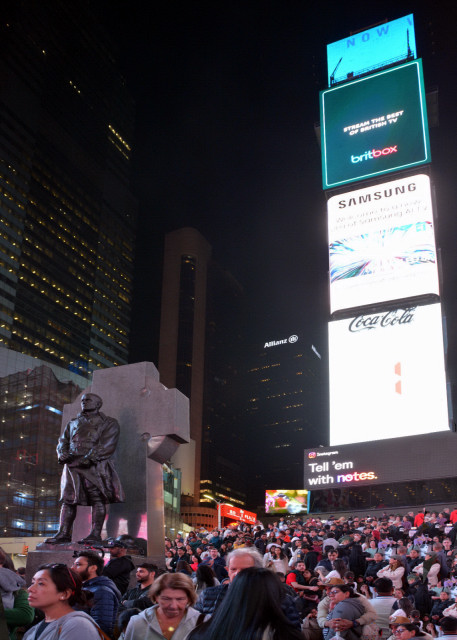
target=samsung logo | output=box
[338,182,416,208]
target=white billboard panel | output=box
[328,174,439,313]
[329,303,448,446]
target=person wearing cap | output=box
[102,540,135,594]
[317,578,376,633]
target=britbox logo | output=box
[351,145,398,164]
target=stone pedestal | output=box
[39,362,189,561]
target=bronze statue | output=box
[46,393,125,544]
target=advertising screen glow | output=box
[327,14,416,86]
[329,303,449,446]
[328,174,439,313]
[304,431,457,490]
[265,490,308,515]
[320,60,430,190]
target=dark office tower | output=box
[159,228,212,506]
[244,333,325,509]
[0,2,137,378]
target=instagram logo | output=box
[308,452,317,459]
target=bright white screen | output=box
[329,303,449,445]
[328,174,439,313]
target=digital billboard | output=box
[328,303,449,446]
[327,14,416,86]
[320,60,430,190]
[220,505,257,524]
[265,489,309,515]
[304,431,457,490]
[328,174,439,313]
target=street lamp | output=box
[203,494,233,529]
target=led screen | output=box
[327,14,416,86]
[321,60,430,190]
[265,489,308,515]
[328,174,439,313]
[304,431,457,490]
[329,303,449,446]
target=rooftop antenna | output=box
[330,57,342,86]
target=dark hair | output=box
[196,564,217,590]
[75,551,104,576]
[329,584,359,598]
[118,608,141,631]
[188,567,303,640]
[139,563,157,573]
[0,548,15,570]
[398,597,414,616]
[374,577,393,593]
[395,623,424,637]
[176,560,193,575]
[36,564,86,607]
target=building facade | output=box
[0,1,137,377]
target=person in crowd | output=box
[123,572,204,640]
[407,550,423,575]
[370,578,397,639]
[390,620,428,640]
[0,550,25,610]
[72,550,121,637]
[264,545,290,574]
[377,557,406,589]
[430,590,451,624]
[102,541,135,594]
[199,548,228,582]
[317,578,376,633]
[24,564,101,640]
[195,547,301,628]
[323,584,366,640]
[390,597,415,622]
[413,554,441,588]
[317,558,348,583]
[438,617,457,640]
[187,567,303,640]
[194,565,219,596]
[121,563,157,611]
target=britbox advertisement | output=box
[328,174,439,313]
[320,60,430,190]
[328,303,449,446]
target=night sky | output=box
[97,1,457,394]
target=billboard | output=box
[265,489,309,515]
[327,14,416,86]
[328,174,439,313]
[329,303,449,446]
[304,431,457,490]
[220,504,257,524]
[321,60,430,190]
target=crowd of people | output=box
[4,508,457,639]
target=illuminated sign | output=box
[328,174,439,313]
[220,504,257,524]
[320,60,430,190]
[327,14,416,86]
[329,303,449,446]
[304,431,457,490]
[264,335,299,349]
[265,490,308,515]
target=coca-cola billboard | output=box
[329,302,449,446]
[220,505,257,524]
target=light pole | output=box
[203,494,233,529]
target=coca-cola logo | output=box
[349,307,416,332]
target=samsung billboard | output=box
[328,174,439,313]
[327,14,416,86]
[320,60,430,190]
[329,303,449,446]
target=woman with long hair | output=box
[23,564,101,639]
[194,565,219,595]
[390,597,415,622]
[377,556,405,589]
[188,567,302,640]
[124,572,204,640]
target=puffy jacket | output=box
[83,575,121,637]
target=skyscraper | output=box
[0,1,137,378]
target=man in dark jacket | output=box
[102,541,135,594]
[121,563,156,611]
[72,551,121,638]
[195,547,301,629]
[364,552,388,583]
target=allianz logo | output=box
[264,335,298,348]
